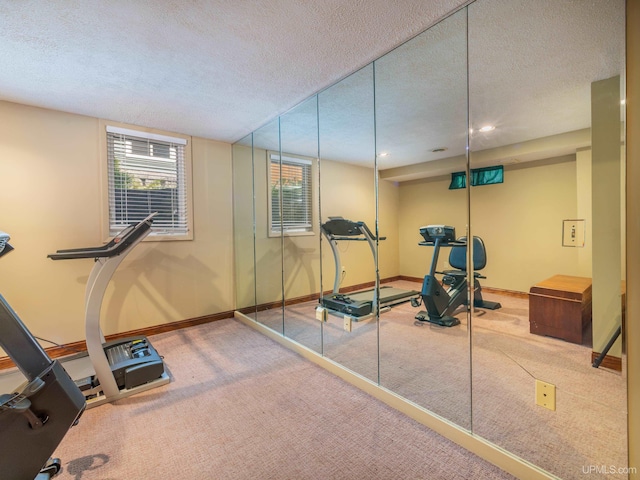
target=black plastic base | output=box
[414,311,460,327]
[474,299,501,310]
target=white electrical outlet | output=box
[315,306,327,322]
[344,316,352,332]
[535,379,556,411]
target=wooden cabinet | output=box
[529,275,592,344]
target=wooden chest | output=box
[529,275,592,344]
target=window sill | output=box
[268,230,315,238]
[144,231,193,242]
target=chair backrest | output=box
[448,236,487,271]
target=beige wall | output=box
[0,100,234,351]
[398,156,582,293]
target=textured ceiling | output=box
[244,0,625,175]
[0,0,626,176]
[0,0,469,143]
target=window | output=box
[106,125,192,239]
[268,152,313,236]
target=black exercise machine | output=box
[47,213,169,407]
[1,232,86,480]
[319,217,419,325]
[412,225,501,327]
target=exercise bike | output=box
[411,225,501,327]
[0,231,86,479]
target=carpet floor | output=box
[52,316,516,480]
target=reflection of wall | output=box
[253,147,284,306]
[398,157,583,293]
[398,175,468,277]
[0,100,235,349]
[627,0,640,469]
[576,148,593,276]
[591,76,623,358]
[378,177,401,279]
[232,144,256,309]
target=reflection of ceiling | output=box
[0,0,625,180]
[0,0,469,144]
[315,0,625,177]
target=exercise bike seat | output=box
[444,236,487,278]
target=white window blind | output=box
[269,153,313,234]
[106,126,189,237]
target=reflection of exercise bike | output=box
[411,225,501,327]
[1,232,86,479]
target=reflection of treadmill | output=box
[47,213,169,408]
[319,217,419,323]
[1,232,86,479]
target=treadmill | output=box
[46,213,170,408]
[319,217,419,324]
[1,232,86,479]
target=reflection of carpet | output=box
[266,280,628,480]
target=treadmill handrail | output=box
[327,236,369,242]
[48,213,156,260]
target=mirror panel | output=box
[232,134,257,319]
[468,0,627,477]
[375,9,471,429]
[318,64,379,382]
[232,1,630,476]
[279,96,322,353]
[252,118,284,333]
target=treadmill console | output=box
[322,217,362,237]
[419,225,456,243]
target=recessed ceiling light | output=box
[478,125,495,132]
[377,152,389,157]
[431,147,448,153]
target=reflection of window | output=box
[268,152,313,236]
[106,126,191,239]
[449,165,504,189]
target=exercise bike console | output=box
[419,225,457,244]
